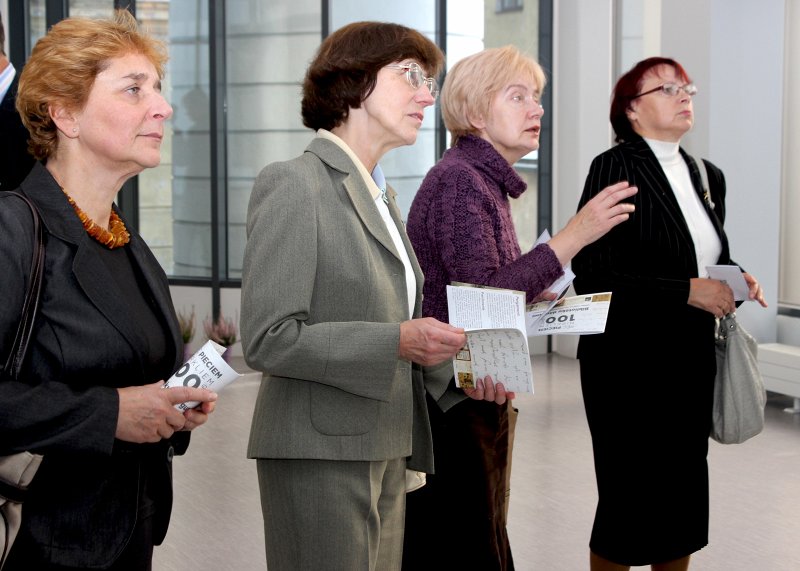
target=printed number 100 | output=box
[173,363,202,388]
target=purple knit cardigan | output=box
[407,135,563,324]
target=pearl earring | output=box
[72,128,77,133]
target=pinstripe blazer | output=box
[241,137,433,473]
[573,135,733,356]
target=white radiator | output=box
[758,343,800,399]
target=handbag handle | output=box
[2,192,46,381]
[716,313,737,343]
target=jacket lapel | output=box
[680,150,731,264]
[306,138,403,263]
[123,220,182,369]
[384,185,424,317]
[21,164,178,372]
[627,138,694,247]
[681,150,724,234]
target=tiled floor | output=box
[153,354,800,570]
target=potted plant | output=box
[203,312,238,361]
[177,306,196,361]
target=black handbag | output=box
[0,192,46,569]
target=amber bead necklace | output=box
[61,188,130,249]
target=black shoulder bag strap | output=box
[2,192,46,381]
[0,193,45,567]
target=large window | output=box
[10,0,551,286]
[224,0,322,280]
[476,0,554,252]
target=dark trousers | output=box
[403,393,516,571]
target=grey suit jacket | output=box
[241,137,434,473]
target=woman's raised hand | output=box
[548,181,638,265]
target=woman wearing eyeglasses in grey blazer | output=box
[240,21,467,571]
[573,57,768,571]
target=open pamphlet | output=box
[164,340,243,411]
[525,292,613,336]
[446,280,614,393]
[447,283,534,394]
[525,230,611,335]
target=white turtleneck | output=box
[644,138,722,277]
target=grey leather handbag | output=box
[711,313,767,444]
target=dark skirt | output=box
[579,351,714,566]
[403,391,516,571]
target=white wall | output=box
[782,0,800,309]
[702,0,783,342]
[550,0,614,358]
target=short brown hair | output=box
[610,57,691,143]
[301,21,444,131]
[16,9,168,160]
[441,45,546,145]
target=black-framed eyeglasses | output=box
[385,63,439,99]
[630,82,698,100]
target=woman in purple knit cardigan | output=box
[403,46,637,571]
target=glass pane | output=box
[130,0,212,278]
[329,0,438,220]
[163,0,211,277]
[28,0,46,52]
[225,0,322,280]
[616,0,661,77]
[68,0,114,19]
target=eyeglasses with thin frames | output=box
[385,63,439,99]
[630,82,697,100]
[509,92,544,113]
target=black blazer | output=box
[0,164,187,568]
[573,135,733,359]
[0,71,36,192]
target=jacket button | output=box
[166,445,174,462]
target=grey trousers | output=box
[256,457,406,571]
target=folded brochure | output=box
[164,339,242,410]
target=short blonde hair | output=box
[441,45,546,145]
[16,9,168,160]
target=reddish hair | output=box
[17,10,167,160]
[609,57,691,143]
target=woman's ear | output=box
[625,105,637,124]
[468,112,486,131]
[50,104,79,138]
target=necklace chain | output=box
[62,189,130,249]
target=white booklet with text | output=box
[446,283,534,394]
[164,340,243,411]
